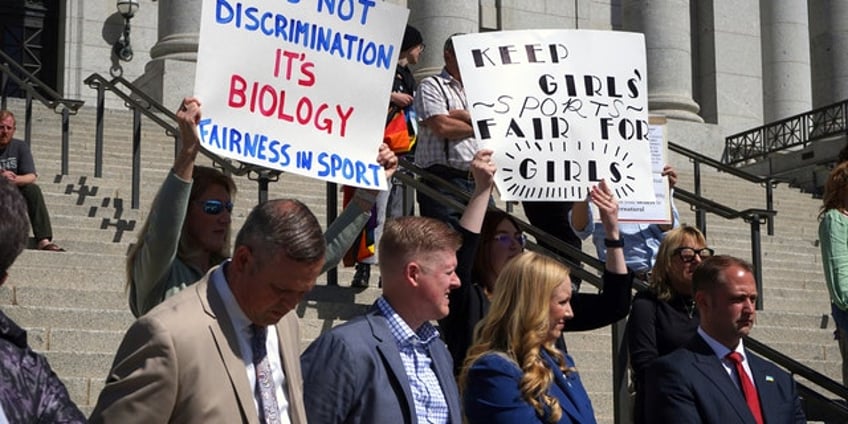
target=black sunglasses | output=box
[673,247,715,263]
[197,199,233,215]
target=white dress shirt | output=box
[212,263,292,424]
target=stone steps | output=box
[1,98,841,421]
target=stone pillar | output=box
[144,0,202,107]
[407,1,478,79]
[810,1,848,107]
[622,0,703,122]
[760,0,812,122]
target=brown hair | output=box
[379,216,461,275]
[235,198,325,265]
[692,255,754,295]
[821,162,848,218]
[472,209,523,291]
[0,110,15,125]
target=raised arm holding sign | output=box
[452,30,655,203]
[194,0,408,189]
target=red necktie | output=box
[726,352,764,424]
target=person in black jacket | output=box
[439,149,632,374]
[625,224,713,424]
[0,177,85,422]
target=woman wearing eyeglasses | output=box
[439,149,630,375]
[625,224,712,424]
[126,97,396,317]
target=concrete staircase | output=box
[0,98,841,423]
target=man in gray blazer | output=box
[301,216,463,424]
[90,199,328,424]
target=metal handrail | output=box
[670,141,777,235]
[393,158,845,423]
[395,159,604,283]
[745,336,848,421]
[0,49,85,175]
[83,72,281,208]
[722,99,848,165]
[673,186,773,310]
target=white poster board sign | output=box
[194,0,409,190]
[453,30,654,201]
[618,115,672,223]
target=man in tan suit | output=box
[90,199,326,424]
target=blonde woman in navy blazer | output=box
[460,251,600,424]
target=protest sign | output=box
[453,30,655,201]
[618,115,672,223]
[194,0,409,190]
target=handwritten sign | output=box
[195,0,409,189]
[453,30,655,201]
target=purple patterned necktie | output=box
[251,324,280,424]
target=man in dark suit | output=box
[91,199,327,424]
[301,216,463,424]
[644,255,806,424]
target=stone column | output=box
[810,1,848,107]
[407,0,478,79]
[760,0,812,122]
[144,0,202,107]
[622,0,703,122]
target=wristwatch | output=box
[604,238,624,248]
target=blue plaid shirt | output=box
[376,297,450,424]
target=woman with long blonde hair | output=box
[460,251,595,424]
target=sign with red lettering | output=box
[194,0,409,189]
[453,30,655,201]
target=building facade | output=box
[1,0,845,159]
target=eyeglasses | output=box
[493,233,527,248]
[673,247,715,263]
[197,199,233,215]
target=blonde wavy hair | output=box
[459,251,571,423]
[820,162,848,218]
[649,225,707,301]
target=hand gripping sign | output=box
[194,0,409,190]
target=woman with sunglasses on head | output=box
[439,149,630,374]
[624,224,712,424]
[127,97,397,317]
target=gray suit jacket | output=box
[300,304,462,424]
[644,335,806,424]
[90,268,306,424]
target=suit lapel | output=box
[275,312,306,424]
[544,352,592,423]
[689,336,756,424]
[199,274,259,424]
[746,351,780,424]
[368,311,417,423]
[428,340,461,423]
